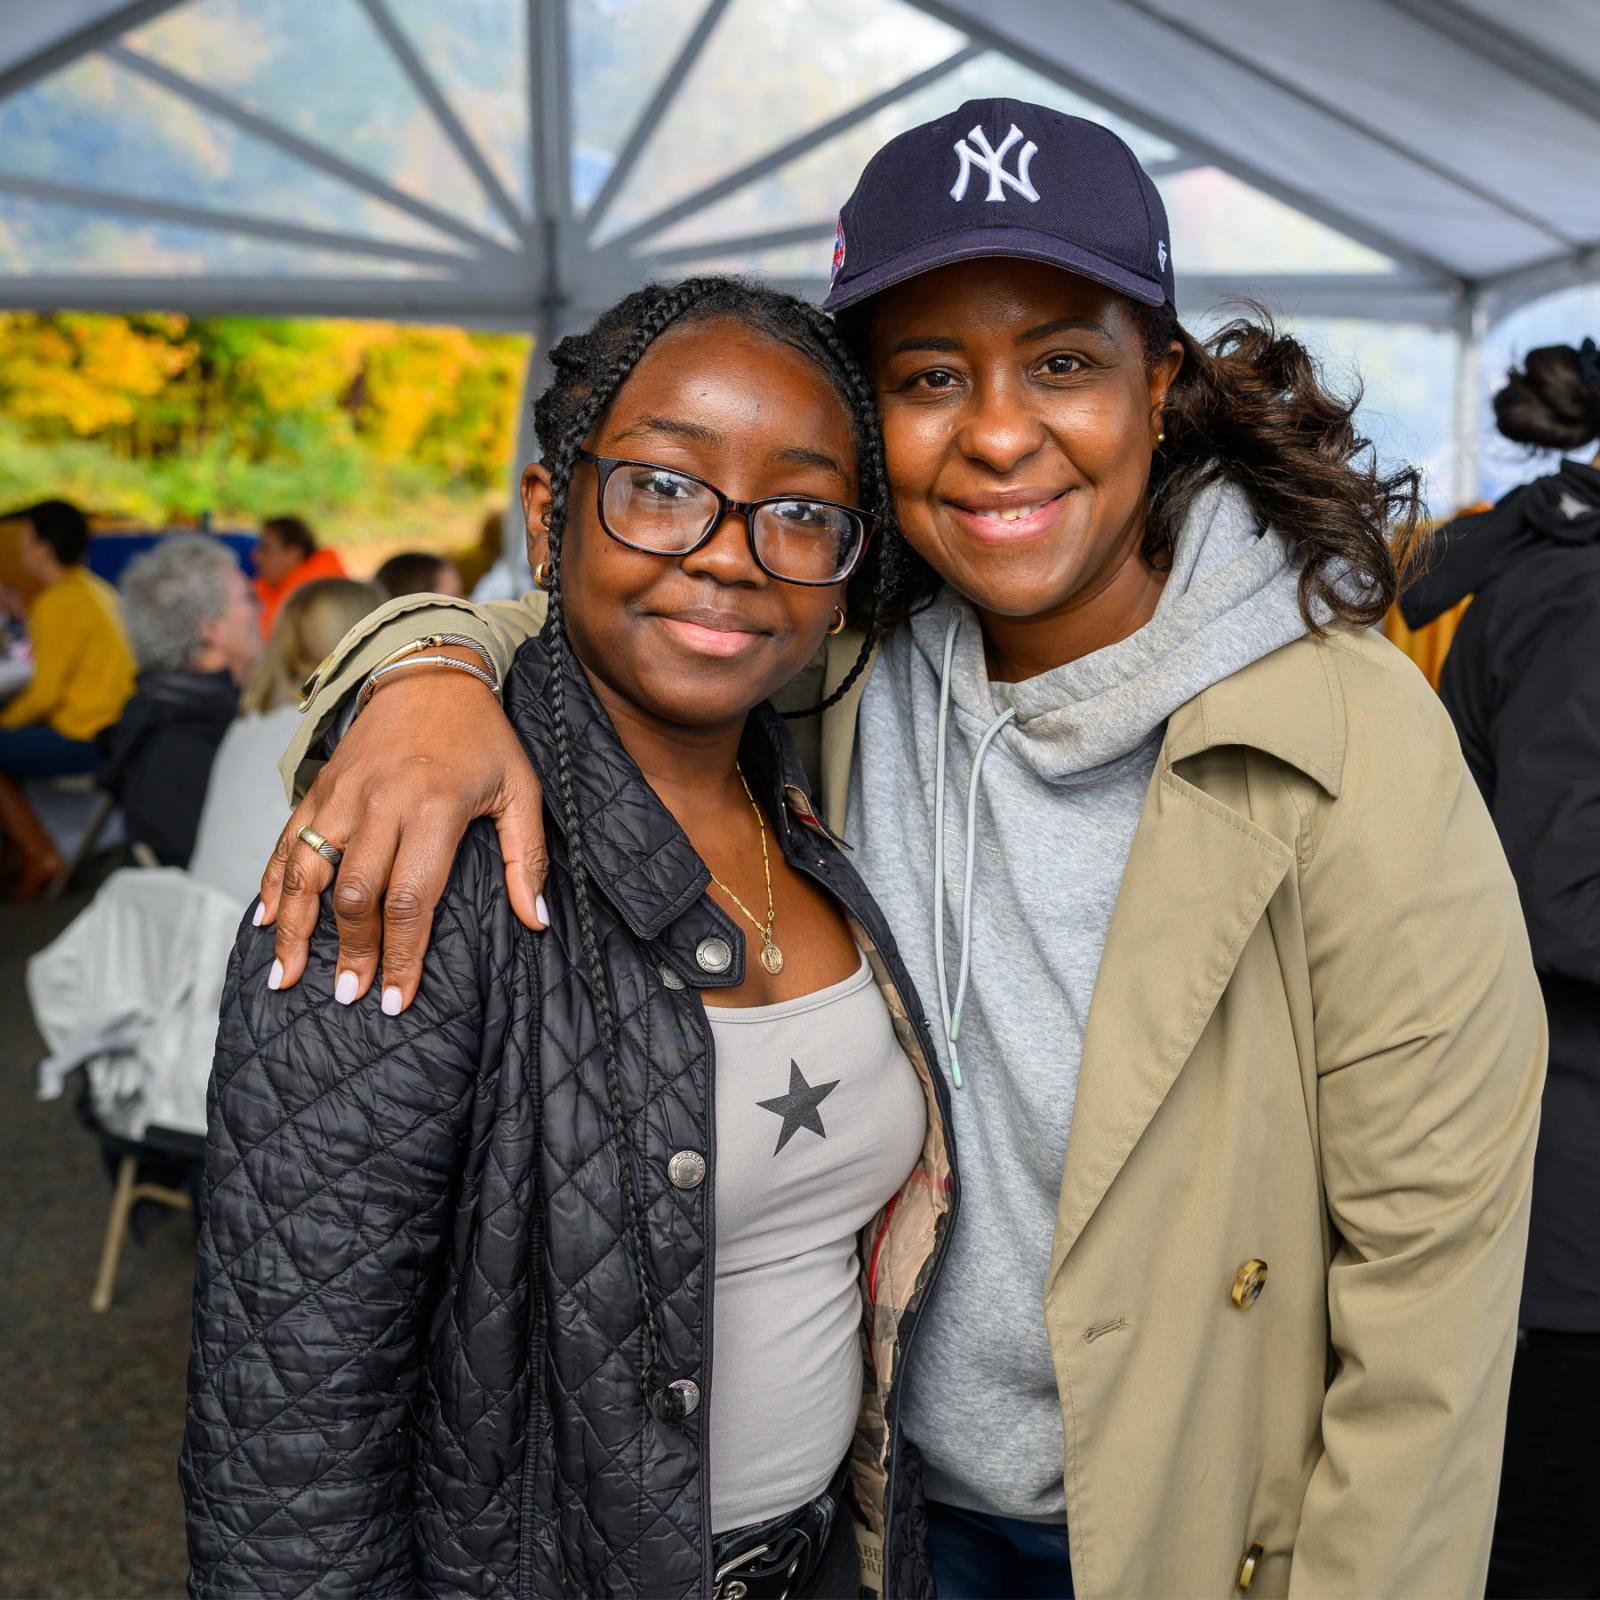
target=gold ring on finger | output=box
[296,824,344,869]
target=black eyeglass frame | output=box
[574,449,872,587]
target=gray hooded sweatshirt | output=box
[846,479,1311,1520]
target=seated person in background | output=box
[188,577,379,906]
[253,514,346,635]
[100,534,261,867]
[374,549,465,600]
[0,500,136,896]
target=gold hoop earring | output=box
[826,606,847,636]
[533,560,552,590]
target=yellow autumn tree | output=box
[0,312,193,437]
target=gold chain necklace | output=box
[708,765,783,975]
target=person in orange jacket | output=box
[252,515,346,637]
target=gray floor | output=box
[1,884,192,1600]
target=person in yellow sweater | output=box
[0,500,135,894]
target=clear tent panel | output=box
[123,0,525,248]
[1180,302,1457,515]
[0,51,471,254]
[1155,168,1395,277]
[569,0,718,214]
[0,191,457,279]
[383,0,532,218]
[587,0,969,247]
[639,50,1179,260]
[1288,318,1458,514]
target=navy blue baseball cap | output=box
[823,97,1175,313]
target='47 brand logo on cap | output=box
[950,122,1040,203]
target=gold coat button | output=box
[1237,1541,1264,1591]
[1231,1258,1269,1308]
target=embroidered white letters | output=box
[949,123,1040,203]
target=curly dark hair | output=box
[1491,338,1600,452]
[1133,302,1425,628]
[844,297,1425,630]
[530,274,899,1416]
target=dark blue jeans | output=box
[927,1500,1074,1599]
[0,723,99,779]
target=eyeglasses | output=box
[575,450,870,587]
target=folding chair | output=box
[88,1121,206,1313]
[44,785,119,902]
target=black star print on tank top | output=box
[757,1059,839,1155]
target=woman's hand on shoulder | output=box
[256,663,548,1014]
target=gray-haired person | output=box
[100,533,262,865]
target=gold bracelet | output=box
[354,653,501,716]
[299,631,499,711]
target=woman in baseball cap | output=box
[258,99,1542,1600]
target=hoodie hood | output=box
[1402,457,1600,629]
[906,474,1312,785]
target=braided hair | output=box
[531,275,899,1415]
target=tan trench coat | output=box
[288,593,1546,1599]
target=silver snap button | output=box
[658,962,686,991]
[695,935,732,974]
[667,1150,706,1189]
[654,1377,699,1422]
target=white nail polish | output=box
[535,893,549,927]
[381,987,403,1016]
[267,959,284,991]
[252,902,265,927]
[335,970,358,1006]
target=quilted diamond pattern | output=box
[181,638,948,1598]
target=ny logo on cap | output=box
[950,123,1040,204]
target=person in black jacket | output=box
[180,278,957,1599]
[1402,336,1600,1599]
[102,533,262,864]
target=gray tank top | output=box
[706,953,926,1532]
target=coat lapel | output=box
[1049,758,1294,1266]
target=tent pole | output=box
[491,0,577,590]
[1452,293,1487,514]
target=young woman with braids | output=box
[1403,336,1600,1600]
[181,278,955,1598]
[251,102,1543,1599]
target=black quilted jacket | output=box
[180,637,959,1598]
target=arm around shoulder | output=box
[279,587,547,802]
[1288,635,1546,1598]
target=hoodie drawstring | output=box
[932,607,1014,1089]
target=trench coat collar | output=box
[1051,631,1346,1264]
[1162,628,1346,798]
[502,634,830,987]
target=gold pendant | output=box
[760,939,784,975]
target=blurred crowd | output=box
[0,502,496,900]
